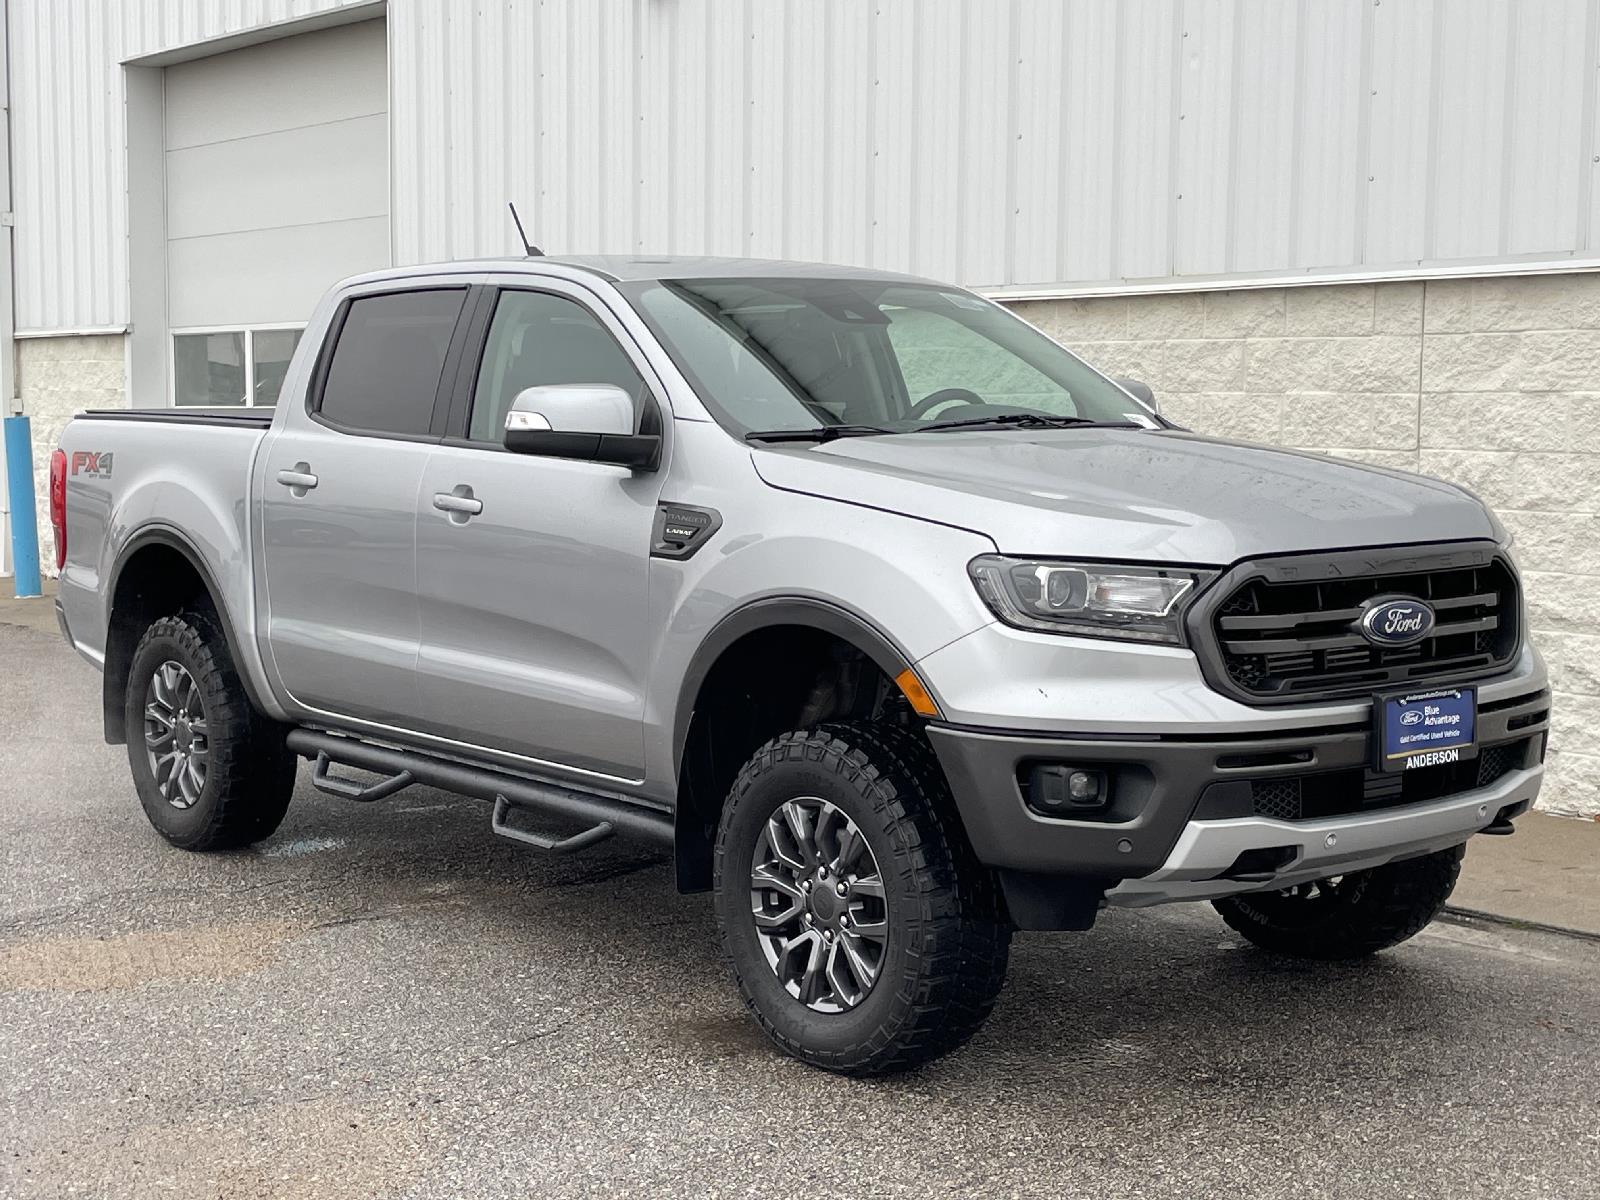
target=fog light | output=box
[1027,765,1109,816]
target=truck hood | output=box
[749,428,1496,564]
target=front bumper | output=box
[925,682,1550,923]
[1104,764,1542,908]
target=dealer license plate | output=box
[1375,687,1477,773]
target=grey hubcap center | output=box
[808,877,845,924]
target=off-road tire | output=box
[1213,844,1465,960]
[125,609,296,850]
[713,722,1011,1075]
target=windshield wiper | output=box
[918,413,1126,433]
[745,424,901,443]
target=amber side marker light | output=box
[894,668,941,719]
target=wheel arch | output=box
[670,597,923,893]
[102,525,269,744]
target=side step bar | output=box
[285,729,673,849]
[312,751,415,802]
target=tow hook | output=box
[1481,802,1518,836]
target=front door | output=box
[413,283,665,779]
[260,285,469,726]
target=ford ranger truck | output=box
[52,257,1549,1075]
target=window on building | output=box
[316,289,467,437]
[172,326,306,407]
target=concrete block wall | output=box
[1008,271,1600,818]
[14,335,128,575]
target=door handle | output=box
[433,490,483,517]
[276,464,318,494]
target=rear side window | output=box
[317,289,467,436]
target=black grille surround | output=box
[1187,541,1522,706]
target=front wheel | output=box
[1213,844,1464,960]
[713,723,1011,1076]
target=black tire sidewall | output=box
[125,618,230,846]
[715,748,918,1062]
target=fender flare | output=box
[670,596,917,777]
[104,524,273,735]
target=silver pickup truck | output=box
[53,256,1550,1075]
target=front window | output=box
[621,277,1153,436]
[467,290,648,443]
[172,326,305,407]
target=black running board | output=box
[285,729,673,848]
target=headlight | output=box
[968,555,1217,644]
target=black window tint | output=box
[318,289,467,435]
[468,290,646,443]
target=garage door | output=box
[165,19,389,406]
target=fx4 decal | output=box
[70,450,114,479]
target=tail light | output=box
[49,448,66,570]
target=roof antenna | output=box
[507,202,542,256]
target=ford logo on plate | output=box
[1358,597,1436,647]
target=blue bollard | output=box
[3,415,42,598]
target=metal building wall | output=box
[7,0,376,334]
[392,0,1600,296]
[11,0,1600,331]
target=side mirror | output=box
[1112,376,1159,415]
[503,385,661,471]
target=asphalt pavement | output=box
[3,615,1598,1199]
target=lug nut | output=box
[824,930,835,942]
[818,867,829,880]
[802,880,812,893]
[836,882,848,896]
[840,914,851,928]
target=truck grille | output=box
[1205,553,1519,703]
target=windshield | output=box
[619,277,1157,436]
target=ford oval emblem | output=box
[1358,597,1436,647]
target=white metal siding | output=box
[164,20,388,328]
[13,0,1600,332]
[7,0,377,334]
[385,0,1600,288]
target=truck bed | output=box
[55,406,276,667]
[80,406,276,429]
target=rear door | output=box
[412,278,666,779]
[259,284,473,725]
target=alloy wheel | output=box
[143,661,210,810]
[749,797,889,1013]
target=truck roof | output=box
[340,255,935,289]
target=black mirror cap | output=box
[504,428,662,471]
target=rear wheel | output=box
[125,610,295,850]
[713,722,1010,1075]
[1213,844,1464,960]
